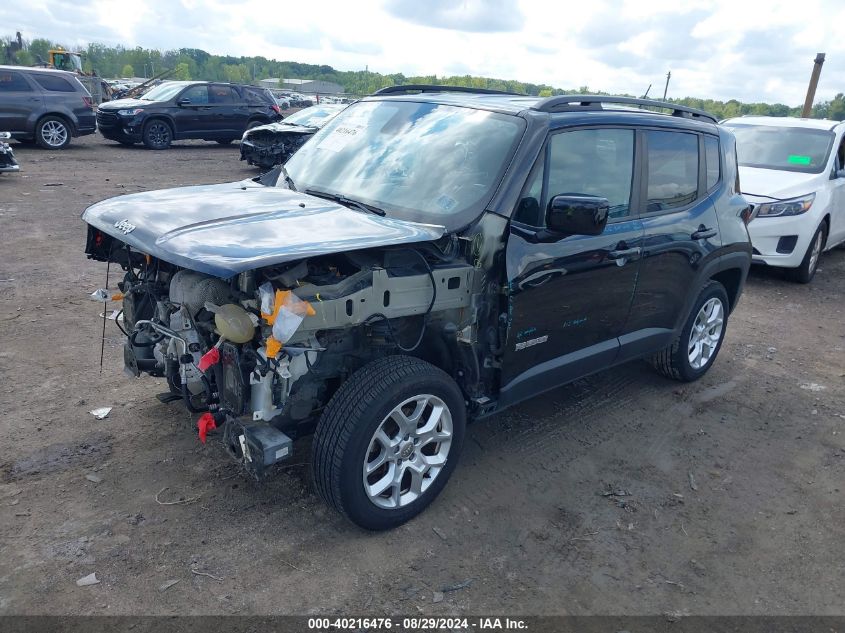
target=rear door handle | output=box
[691,226,717,240]
[608,247,641,260]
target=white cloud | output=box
[1,0,844,104]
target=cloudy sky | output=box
[3,0,844,104]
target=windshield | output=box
[727,123,834,174]
[282,100,525,226]
[140,82,191,102]
[283,105,345,128]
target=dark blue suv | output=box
[83,86,752,530]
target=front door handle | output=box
[608,247,642,260]
[691,225,717,240]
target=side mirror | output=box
[177,98,191,106]
[0,132,11,140]
[836,168,845,179]
[546,194,610,236]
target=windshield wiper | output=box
[305,188,386,216]
[279,164,297,191]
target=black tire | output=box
[215,139,235,144]
[35,116,71,149]
[142,119,172,150]
[651,280,729,382]
[312,356,466,531]
[246,119,265,130]
[788,221,827,284]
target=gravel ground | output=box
[0,134,843,616]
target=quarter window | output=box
[704,135,720,190]
[646,130,699,212]
[33,74,76,92]
[0,71,31,92]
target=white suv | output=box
[724,116,845,283]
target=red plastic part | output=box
[197,413,217,444]
[197,347,220,373]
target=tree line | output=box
[4,35,844,120]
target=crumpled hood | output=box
[82,181,446,278]
[739,166,823,201]
[97,98,149,110]
[244,122,316,138]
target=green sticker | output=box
[787,155,812,165]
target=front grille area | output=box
[96,110,118,127]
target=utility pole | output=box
[642,83,652,99]
[801,53,825,118]
[662,71,671,100]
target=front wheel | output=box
[789,221,827,284]
[142,120,172,150]
[312,356,466,530]
[650,280,729,382]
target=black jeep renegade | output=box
[83,86,752,530]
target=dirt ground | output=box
[0,134,843,617]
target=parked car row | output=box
[4,66,842,285]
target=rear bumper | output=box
[75,112,97,137]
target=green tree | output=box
[172,62,191,80]
[121,64,134,77]
[538,88,553,97]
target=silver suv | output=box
[0,65,97,149]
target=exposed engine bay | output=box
[86,227,502,478]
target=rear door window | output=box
[0,71,32,92]
[33,74,76,92]
[209,85,236,104]
[645,130,699,212]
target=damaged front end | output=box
[239,128,312,170]
[0,132,20,174]
[85,226,499,479]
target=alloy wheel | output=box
[147,122,171,148]
[41,120,68,147]
[808,229,824,275]
[688,297,724,370]
[362,394,453,509]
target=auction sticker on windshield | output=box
[787,154,812,165]
[317,124,365,153]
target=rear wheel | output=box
[35,116,70,149]
[789,221,827,284]
[651,281,729,382]
[312,356,466,530]
[246,119,264,131]
[142,120,172,150]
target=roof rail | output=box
[373,84,523,96]
[532,95,718,124]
